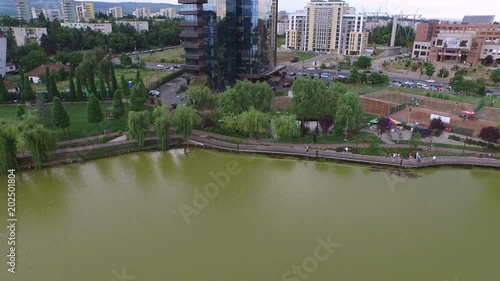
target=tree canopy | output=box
[225,108,270,139]
[478,126,500,144]
[218,80,273,116]
[153,105,172,151]
[52,97,70,136]
[127,110,150,147]
[335,92,364,134]
[174,105,201,140]
[271,115,299,141]
[185,84,216,112]
[86,94,104,128]
[356,56,372,69]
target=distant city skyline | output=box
[82,0,499,20]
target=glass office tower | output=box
[179,0,278,90]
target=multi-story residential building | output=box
[16,0,32,21]
[108,6,123,19]
[286,1,368,55]
[0,37,7,78]
[178,0,279,90]
[60,0,78,23]
[160,8,177,18]
[31,7,62,21]
[412,20,500,65]
[76,2,95,22]
[0,27,48,46]
[286,10,306,50]
[60,23,112,34]
[133,7,151,19]
[115,21,149,32]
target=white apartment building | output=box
[285,10,306,50]
[60,0,78,23]
[133,7,151,19]
[16,0,32,21]
[285,1,368,55]
[76,2,95,22]
[31,7,62,21]
[60,23,112,34]
[109,6,123,19]
[0,37,7,78]
[341,14,368,55]
[277,21,287,36]
[159,8,177,18]
[0,27,48,46]
[115,21,149,32]
[412,41,431,59]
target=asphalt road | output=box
[157,77,188,106]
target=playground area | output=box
[361,90,499,136]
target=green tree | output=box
[98,76,107,100]
[44,66,51,94]
[367,72,390,86]
[438,67,449,80]
[22,124,57,169]
[127,110,150,147]
[291,77,327,135]
[129,81,147,112]
[174,105,201,140]
[110,64,118,97]
[120,75,130,98]
[86,94,104,129]
[23,78,37,101]
[52,97,70,137]
[153,105,172,151]
[490,69,500,85]
[0,78,8,102]
[355,56,372,68]
[49,75,60,99]
[218,80,273,116]
[68,67,76,101]
[87,68,98,96]
[335,92,364,134]
[20,50,49,72]
[111,89,125,119]
[16,105,25,118]
[409,132,422,150]
[75,72,83,101]
[185,84,216,112]
[0,121,18,174]
[225,108,269,139]
[135,69,141,83]
[271,115,299,141]
[347,67,360,84]
[36,93,51,124]
[119,52,132,67]
[425,63,436,79]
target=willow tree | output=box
[153,105,172,151]
[174,105,201,141]
[0,121,18,174]
[22,125,57,169]
[225,108,269,139]
[271,115,299,141]
[127,110,150,147]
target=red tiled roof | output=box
[25,64,69,77]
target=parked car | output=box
[307,67,316,70]
[321,73,330,78]
[157,64,165,69]
[289,72,296,76]
[378,70,383,73]
[283,83,291,88]
[425,79,435,83]
[149,90,160,97]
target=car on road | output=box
[157,64,165,69]
[307,67,316,70]
[148,90,160,97]
[337,68,342,71]
[289,72,296,76]
[320,73,330,78]
[174,65,181,69]
[425,79,435,83]
[337,75,346,79]
[283,83,291,88]
[378,70,383,73]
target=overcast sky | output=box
[86,0,498,20]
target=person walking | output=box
[432,155,436,163]
[305,146,309,153]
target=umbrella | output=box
[461,110,476,116]
[388,117,401,125]
[369,118,378,124]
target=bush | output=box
[464,138,488,147]
[425,92,430,97]
[160,58,166,63]
[448,135,462,141]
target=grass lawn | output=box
[277,51,318,64]
[277,36,285,47]
[281,132,383,144]
[141,48,185,64]
[0,103,153,141]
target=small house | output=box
[25,63,69,84]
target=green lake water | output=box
[0,149,499,281]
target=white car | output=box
[321,73,330,78]
[425,79,435,83]
[149,90,160,97]
[156,64,165,69]
[307,67,316,70]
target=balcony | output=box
[178,9,203,16]
[178,0,207,4]
[179,19,204,27]
[180,30,204,38]
[182,64,204,71]
[181,42,204,49]
[182,53,205,60]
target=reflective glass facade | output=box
[179,0,278,89]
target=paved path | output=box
[57,132,120,146]
[189,135,500,169]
